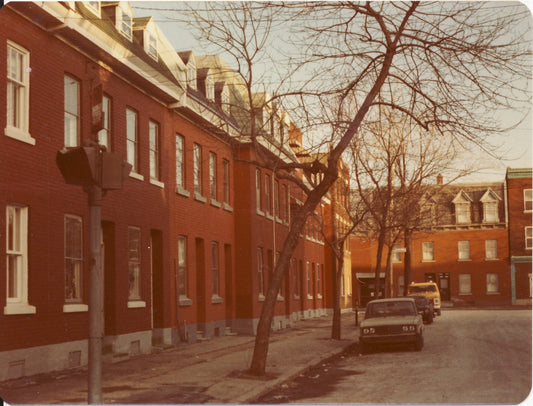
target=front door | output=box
[150,230,164,330]
[439,272,451,301]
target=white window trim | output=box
[525,189,533,213]
[118,8,133,40]
[127,300,146,308]
[63,303,88,313]
[526,226,532,250]
[6,41,33,144]
[145,30,158,60]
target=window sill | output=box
[4,303,37,315]
[5,126,35,146]
[258,294,265,302]
[210,199,222,208]
[277,295,284,301]
[307,294,314,300]
[129,172,144,181]
[179,297,193,306]
[176,186,190,198]
[194,193,207,203]
[458,259,472,262]
[150,179,165,189]
[317,294,323,299]
[486,292,500,295]
[211,295,223,304]
[223,203,233,212]
[485,258,499,261]
[128,300,146,308]
[256,209,265,217]
[293,294,300,300]
[63,303,88,313]
[421,260,436,263]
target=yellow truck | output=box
[407,282,441,316]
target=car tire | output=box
[427,312,434,324]
[414,333,424,351]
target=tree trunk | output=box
[373,230,386,299]
[331,242,344,340]
[403,230,412,295]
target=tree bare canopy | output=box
[163,1,531,375]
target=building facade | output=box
[0,1,341,381]
[506,168,532,305]
[351,180,512,307]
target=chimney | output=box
[437,174,443,185]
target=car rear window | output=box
[409,285,436,293]
[366,301,416,318]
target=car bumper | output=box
[360,333,417,345]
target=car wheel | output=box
[428,312,434,324]
[414,333,424,351]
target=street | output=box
[256,310,532,404]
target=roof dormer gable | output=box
[179,51,197,90]
[480,188,501,203]
[197,67,214,101]
[452,190,473,204]
[133,16,158,60]
[102,1,134,41]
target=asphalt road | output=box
[256,309,532,404]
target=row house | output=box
[506,168,532,305]
[351,179,511,306]
[0,1,331,381]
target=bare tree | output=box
[164,1,530,376]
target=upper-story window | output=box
[422,241,434,261]
[452,191,472,224]
[176,134,186,190]
[209,152,217,201]
[223,159,230,206]
[205,75,214,101]
[119,8,133,40]
[188,61,197,90]
[98,94,111,150]
[126,108,139,174]
[6,41,33,144]
[524,189,532,212]
[64,75,80,147]
[480,189,500,223]
[193,143,203,196]
[149,120,160,181]
[221,86,230,114]
[86,1,101,16]
[146,31,157,60]
[526,227,532,250]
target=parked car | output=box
[407,282,441,316]
[359,298,424,354]
[408,295,434,324]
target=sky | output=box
[132,1,533,184]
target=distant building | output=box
[506,168,532,305]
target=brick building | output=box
[506,168,532,305]
[0,1,336,381]
[351,180,512,307]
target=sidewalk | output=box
[0,313,359,405]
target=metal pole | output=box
[88,185,103,404]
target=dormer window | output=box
[120,9,132,40]
[86,1,100,16]
[188,62,196,90]
[480,188,501,223]
[146,31,157,60]
[205,75,214,101]
[221,87,229,114]
[452,190,472,224]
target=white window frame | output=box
[422,242,434,262]
[265,174,271,215]
[188,62,197,90]
[316,263,322,297]
[391,243,402,263]
[256,169,262,213]
[459,274,472,295]
[211,242,220,298]
[306,261,313,299]
[223,159,230,206]
[176,134,186,192]
[119,8,133,40]
[145,31,158,60]
[64,214,84,306]
[6,41,34,145]
[64,75,80,147]
[98,94,111,150]
[193,143,203,197]
[209,152,217,202]
[126,108,140,176]
[178,236,189,301]
[486,273,499,294]
[4,205,35,315]
[524,189,532,213]
[458,240,470,261]
[149,120,160,181]
[257,248,264,298]
[485,239,498,260]
[455,203,470,224]
[483,201,499,223]
[128,226,142,303]
[205,75,214,101]
[86,1,101,16]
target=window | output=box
[485,240,498,260]
[223,159,230,205]
[64,75,80,147]
[483,202,499,223]
[178,236,188,298]
[212,242,219,296]
[306,262,312,297]
[257,248,264,296]
[86,1,100,15]
[5,205,34,314]
[187,61,196,90]
[455,203,470,224]
[6,41,31,143]
[149,120,160,181]
[525,189,532,212]
[486,273,499,294]
[175,134,185,189]
[458,241,470,261]
[526,227,532,250]
[205,75,214,101]
[274,180,280,218]
[98,95,111,150]
[256,169,262,212]
[316,264,321,296]
[126,108,139,173]
[209,152,217,201]
[146,32,157,60]
[281,184,289,222]
[128,227,141,301]
[221,87,230,114]
[391,243,402,263]
[422,242,434,261]
[120,9,132,39]
[292,259,299,298]
[65,215,83,302]
[265,174,271,215]
[459,274,472,295]
[193,143,202,196]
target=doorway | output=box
[150,230,164,330]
